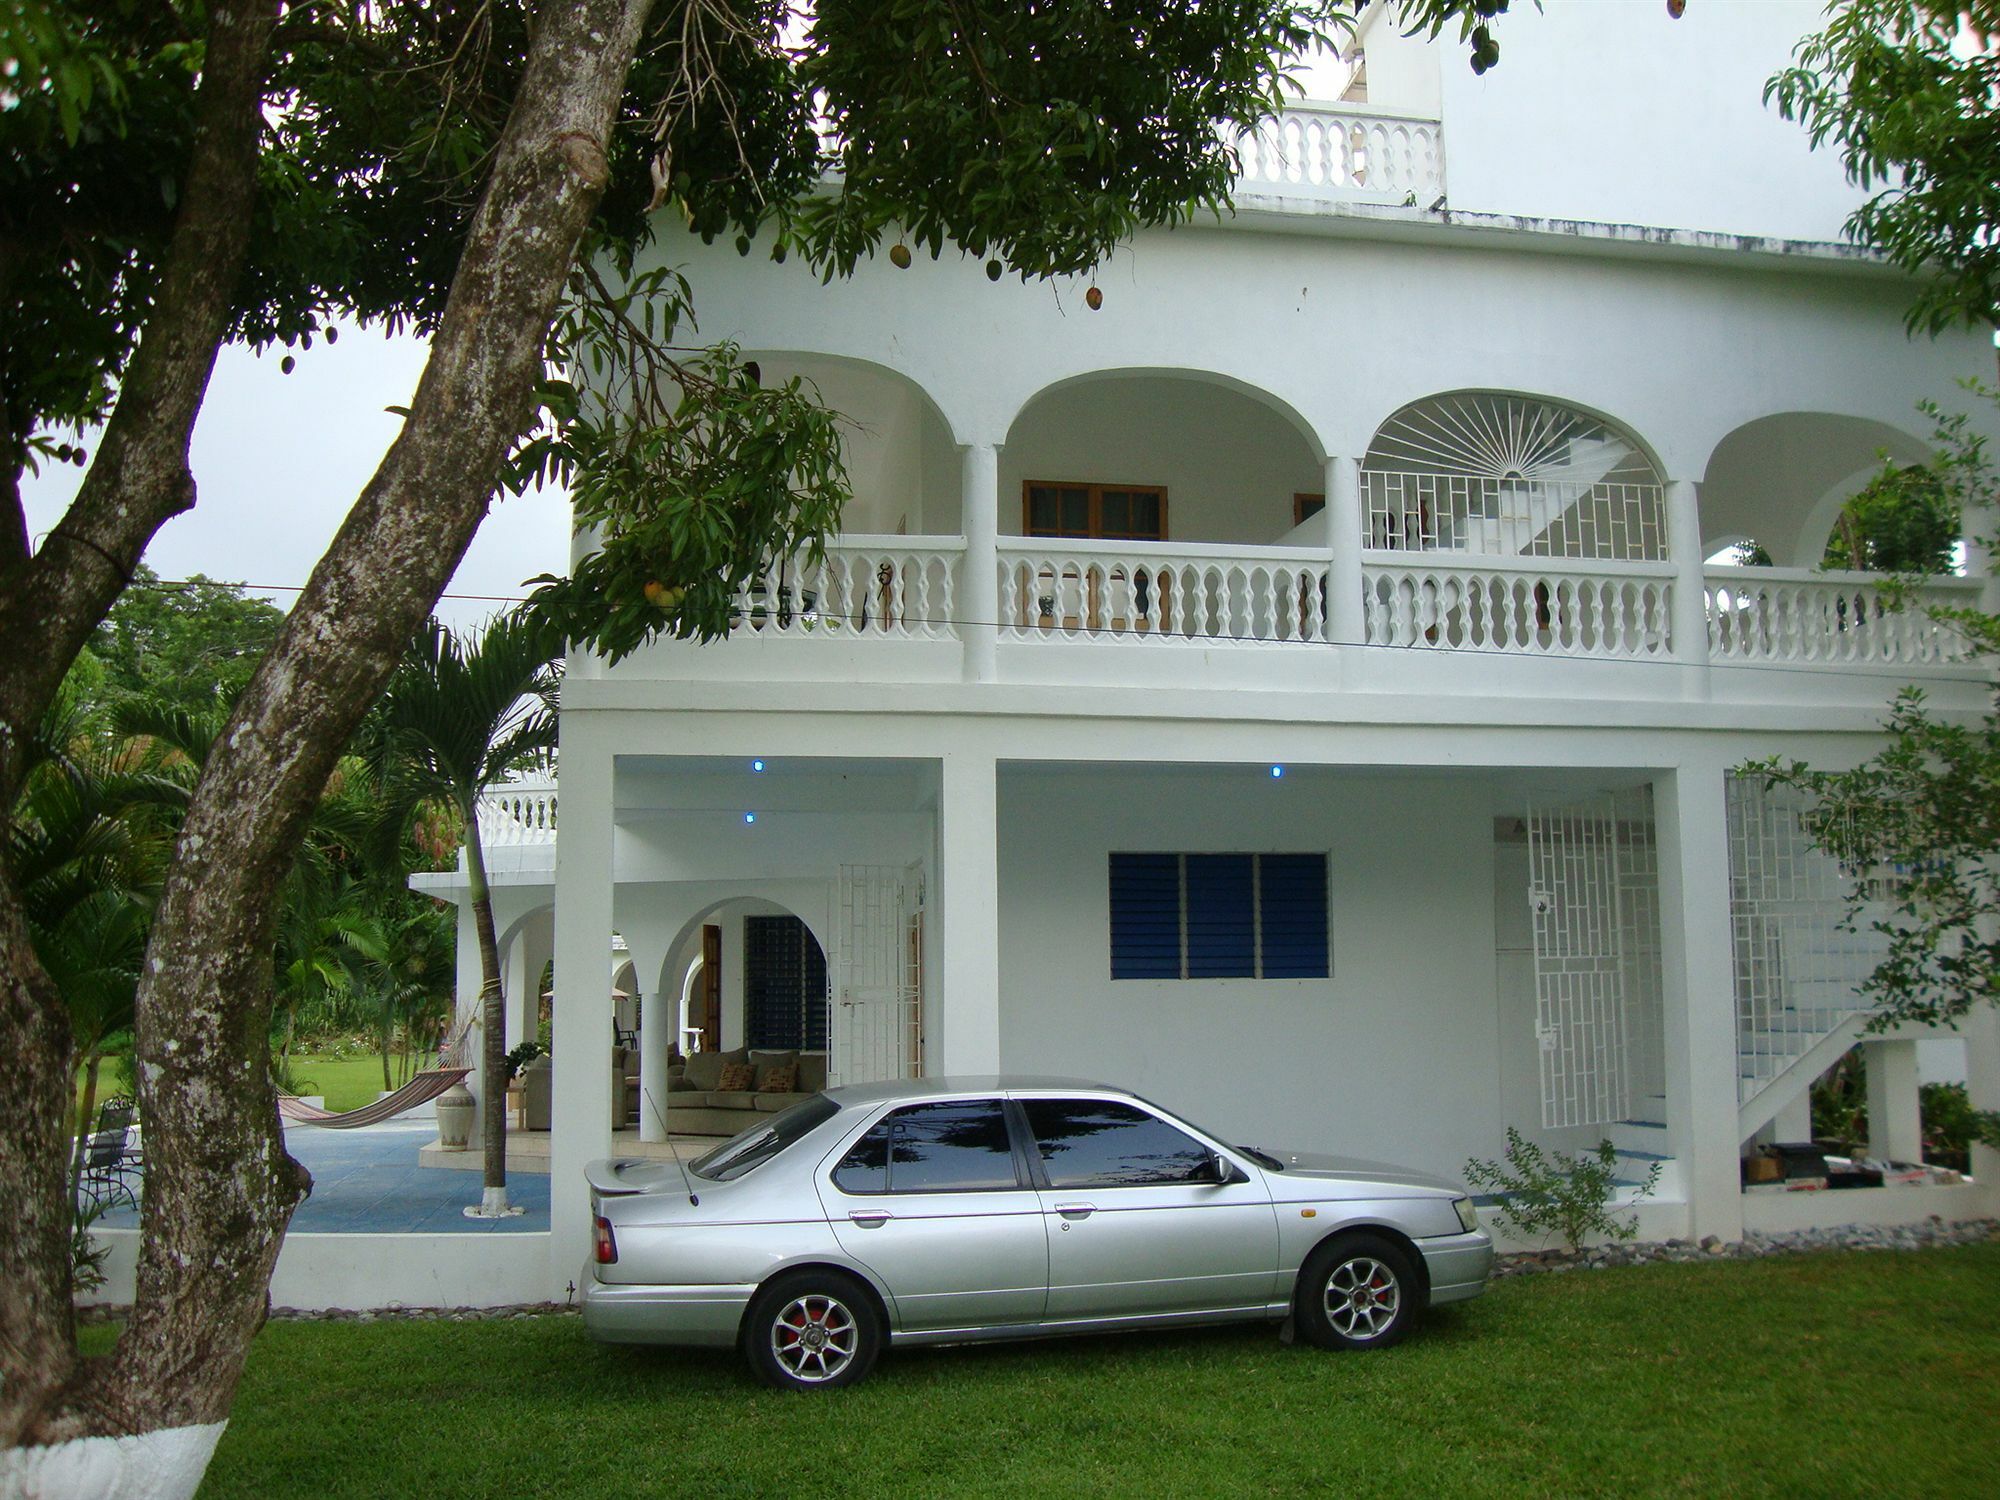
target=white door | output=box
[830,864,924,1087]
[1526,796,1630,1130]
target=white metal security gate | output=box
[1527,796,1632,1129]
[830,863,925,1086]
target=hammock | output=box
[279,1066,471,1129]
[277,1016,477,1130]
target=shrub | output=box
[1465,1127,1659,1251]
[1919,1082,2000,1173]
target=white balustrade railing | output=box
[1363,554,1675,659]
[1705,569,1980,666]
[476,780,557,846]
[997,539,1330,645]
[1234,104,1443,206]
[731,536,962,640]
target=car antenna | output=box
[644,1086,699,1206]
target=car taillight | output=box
[593,1215,618,1265]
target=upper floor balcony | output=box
[579,379,1991,717]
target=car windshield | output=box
[689,1095,840,1181]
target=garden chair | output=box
[76,1097,142,1212]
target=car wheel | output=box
[743,1271,882,1391]
[1296,1233,1420,1351]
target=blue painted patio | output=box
[98,1119,550,1233]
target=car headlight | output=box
[1452,1196,1479,1234]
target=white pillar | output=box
[1666,478,1710,694]
[1324,456,1365,645]
[937,752,1001,1073]
[551,735,615,1280]
[1964,1003,2000,1193]
[1863,1039,1923,1165]
[1655,762,1744,1241]
[638,989,671,1142]
[961,443,1000,683]
[503,934,532,1051]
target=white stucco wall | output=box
[994,766,1501,1183]
[1439,0,1869,242]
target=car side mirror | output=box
[1209,1152,1247,1185]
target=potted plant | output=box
[501,1042,544,1128]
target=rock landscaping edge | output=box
[1494,1215,2000,1276]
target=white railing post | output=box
[962,443,1000,682]
[1325,455,1365,646]
[1666,478,1710,692]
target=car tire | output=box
[742,1270,883,1391]
[1295,1232,1421,1351]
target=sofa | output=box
[663,1047,827,1135]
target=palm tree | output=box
[370,612,559,1217]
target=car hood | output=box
[1255,1151,1467,1197]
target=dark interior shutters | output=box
[743,914,829,1049]
[1109,853,1329,980]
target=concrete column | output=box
[1863,1039,1924,1165]
[550,736,615,1280]
[961,443,1000,683]
[503,935,533,1052]
[1964,502,2000,614]
[1964,1003,2000,1192]
[937,752,1001,1073]
[1655,762,1744,1241]
[638,989,671,1142]
[1665,479,1711,693]
[1324,455,1365,645]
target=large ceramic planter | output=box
[435,1082,475,1150]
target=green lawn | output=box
[145,1242,2000,1498]
[280,1053,405,1112]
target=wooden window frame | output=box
[1021,481,1170,542]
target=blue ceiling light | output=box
[743,812,757,825]
[1270,764,1285,779]
[750,758,766,772]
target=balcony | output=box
[1232,103,1443,209]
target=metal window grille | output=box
[1725,776,1885,1104]
[1361,393,1666,561]
[1610,787,1665,1103]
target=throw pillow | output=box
[684,1051,725,1091]
[715,1062,757,1092]
[756,1063,799,1094]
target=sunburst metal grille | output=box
[1361,393,1665,561]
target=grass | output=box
[278,1052,407,1112]
[92,1241,2000,1498]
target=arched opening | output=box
[1362,391,1665,559]
[660,896,831,1061]
[1701,413,1932,569]
[744,351,961,535]
[1003,370,1324,547]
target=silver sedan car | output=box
[582,1077,1493,1389]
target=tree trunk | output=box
[465,822,510,1211]
[0,1,278,1456]
[3,0,656,1474]
[67,1055,104,1212]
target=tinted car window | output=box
[689,1095,839,1181]
[831,1101,1019,1193]
[1022,1099,1212,1188]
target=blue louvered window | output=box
[1109,852,1329,980]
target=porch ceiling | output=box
[615,755,934,815]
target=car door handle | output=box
[1054,1203,1095,1220]
[847,1209,892,1227]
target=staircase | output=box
[1455,437,1633,555]
[1734,937,1884,1145]
[1607,1095,1679,1200]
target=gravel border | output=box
[1494,1215,2000,1276]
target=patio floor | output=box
[96,1120,551,1234]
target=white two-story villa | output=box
[412,0,2000,1298]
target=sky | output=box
[21,324,573,634]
